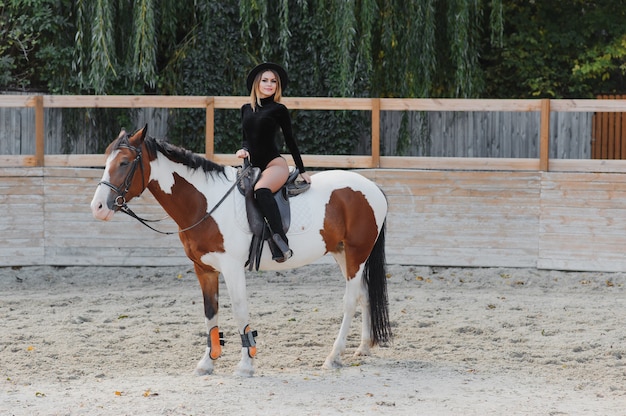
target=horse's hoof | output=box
[354,345,371,357]
[194,359,215,376]
[194,366,214,376]
[322,357,343,370]
[234,366,255,378]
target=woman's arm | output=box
[276,104,307,177]
[237,105,250,159]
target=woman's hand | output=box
[300,172,312,184]
[236,149,249,159]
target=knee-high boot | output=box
[254,188,292,262]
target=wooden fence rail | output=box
[1,95,625,172]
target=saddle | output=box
[237,160,310,271]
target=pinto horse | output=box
[90,126,391,377]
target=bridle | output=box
[98,140,145,211]
[98,136,251,235]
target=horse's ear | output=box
[128,125,147,147]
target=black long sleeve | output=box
[241,96,306,173]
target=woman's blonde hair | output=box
[249,70,283,111]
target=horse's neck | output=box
[146,154,235,224]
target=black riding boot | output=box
[254,188,292,262]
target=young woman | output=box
[236,62,311,262]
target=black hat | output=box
[246,62,289,92]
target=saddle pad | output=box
[234,192,313,235]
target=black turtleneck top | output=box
[241,96,306,173]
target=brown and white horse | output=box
[90,126,391,377]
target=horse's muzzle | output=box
[90,184,116,221]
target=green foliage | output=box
[573,35,626,95]
[283,1,371,155]
[396,111,410,156]
[446,0,483,98]
[131,0,157,89]
[329,0,357,97]
[59,108,134,154]
[489,0,503,48]
[168,1,246,153]
[483,0,626,98]
[371,0,494,98]
[0,0,73,91]
[73,0,160,94]
[89,0,117,93]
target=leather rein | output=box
[98,141,251,235]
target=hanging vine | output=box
[240,0,270,60]
[89,0,116,94]
[330,0,357,96]
[448,0,471,97]
[415,0,436,97]
[131,0,157,90]
[490,0,504,47]
[278,0,290,65]
[355,0,377,91]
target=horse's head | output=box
[90,126,150,221]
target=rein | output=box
[120,166,250,235]
[101,139,252,235]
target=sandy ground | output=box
[1,262,625,415]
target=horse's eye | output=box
[120,160,130,167]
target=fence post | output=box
[371,98,380,168]
[34,95,44,167]
[205,96,215,160]
[539,98,551,171]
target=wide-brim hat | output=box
[246,62,289,92]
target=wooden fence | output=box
[1,98,592,160]
[2,96,626,271]
[593,94,626,159]
[2,95,626,171]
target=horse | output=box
[90,126,391,377]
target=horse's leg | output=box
[221,264,256,377]
[323,254,366,369]
[354,276,373,357]
[193,263,222,376]
[333,255,374,358]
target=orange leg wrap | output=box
[208,326,224,360]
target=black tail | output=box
[362,220,392,345]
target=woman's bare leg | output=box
[254,157,289,192]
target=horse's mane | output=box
[143,136,226,177]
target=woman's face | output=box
[257,70,278,98]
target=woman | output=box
[236,62,311,262]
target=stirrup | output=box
[271,234,292,263]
